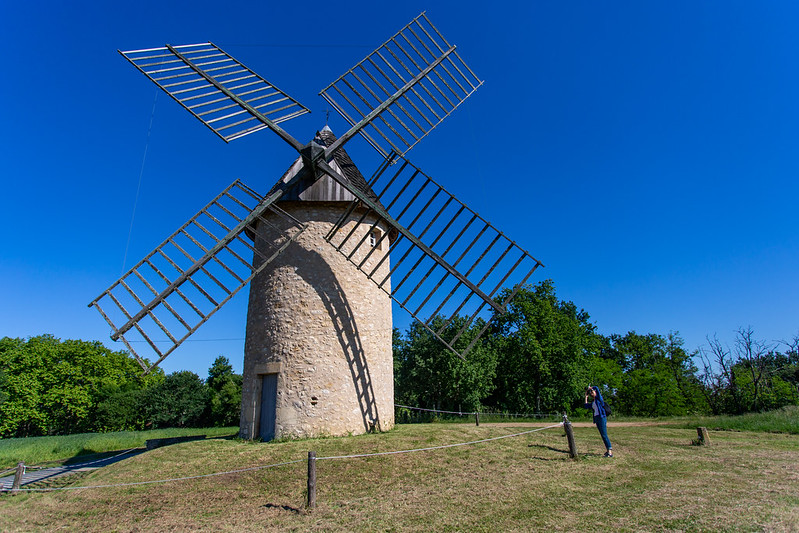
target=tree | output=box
[205,356,242,427]
[141,371,207,428]
[696,328,799,414]
[696,335,736,415]
[775,333,799,392]
[94,383,149,431]
[488,280,599,414]
[586,356,624,404]
[207,356,234,391]
[608,331,702,417]
[394,318,497,413]
[734,326,772,411]
[0,368,8,409]
[0,335,162,437]
[664,332,707,414]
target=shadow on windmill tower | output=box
[240,127,394,441]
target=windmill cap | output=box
[268,128,381,207]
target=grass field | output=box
[0,427,238,471]
[680,406,799,435]
[1,416,798,532]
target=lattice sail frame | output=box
[96,12,541,368]
[320,12,483,159]
[325,155,543,357]
[119,43,311,143]
[89,181,307,372]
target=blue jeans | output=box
[594,415,612,451]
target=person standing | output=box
[584,386,613,457]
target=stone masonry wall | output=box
[240,202,394,440]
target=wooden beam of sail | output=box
[320,12,483,160]
[325,155,543,360]
[119,43,310,145]
[89,180,307,372]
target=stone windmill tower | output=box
[90,13,544,441]
[241,127,395,440]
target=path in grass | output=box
[0,449,145,490]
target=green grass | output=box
[3,406,795,473]
[401,405,799,431]
[676,405,799,434]
[0,427,238,470]
[1,419,798,531]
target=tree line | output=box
[0,335,241,438]
[394,280,799,417]
[2,280,796,438]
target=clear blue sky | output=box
[1,0,797,376]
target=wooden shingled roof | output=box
[272,126,380,204]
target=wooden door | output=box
[259,373,277,441]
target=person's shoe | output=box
[603,451,613,458]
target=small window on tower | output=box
[369,230,381,249]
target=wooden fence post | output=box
[11,462,24,494]
[474,412,480,426]
[697,427,710,445]
[307,451,316,509]
[563,415,578,459]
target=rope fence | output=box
[7,459,305,493]
[394,404,563,425]
[395,404,561,418]
[318,423,563,461]
[2,420,567,496]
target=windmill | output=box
[89,13,544,441]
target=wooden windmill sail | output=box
[90,13,544,440]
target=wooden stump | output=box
[697,426,710,445]
[564,421,578,459]
[11,462,24,494]
[307,451,317,509]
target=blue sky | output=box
[1,0,797,376]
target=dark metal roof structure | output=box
[272,126,380,204]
